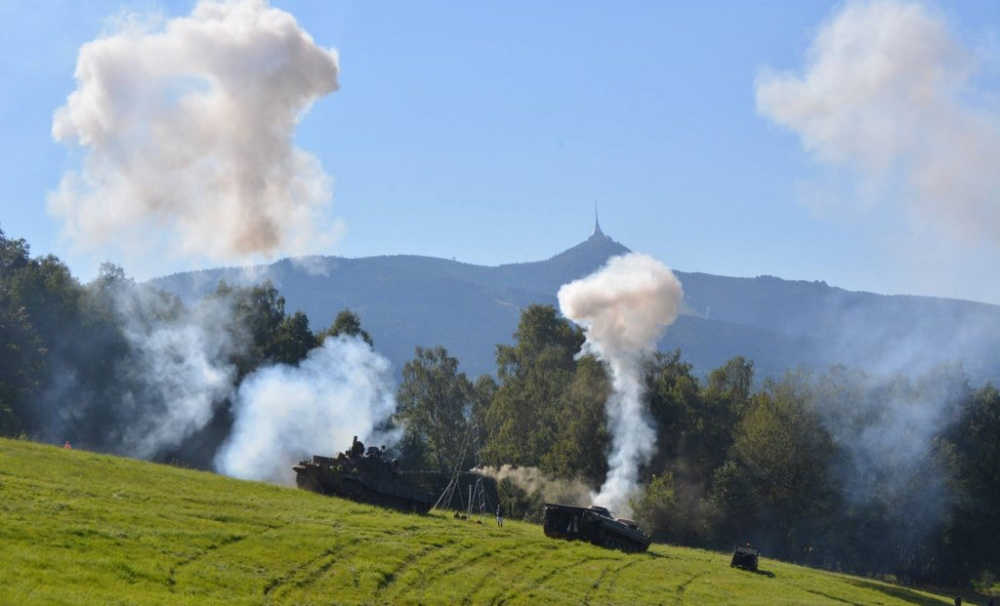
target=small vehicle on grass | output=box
[730,544,760,572]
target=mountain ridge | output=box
[151,231,1000,383]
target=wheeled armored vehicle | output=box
[730,545,760,571]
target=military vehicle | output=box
[542,503,651,553]
[293,438,436,513]
[730,544,760,572]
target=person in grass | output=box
[496,503,504,527]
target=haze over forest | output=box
[154,223,1000,385]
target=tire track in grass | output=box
[582,559,635,605]
[263,548,338,596]
[780,578,866,606]
[263,546,362,599]
[804,588,864,605]
[488,554,607,605]
[372,544,437,600]
[166,513,290,591]
[166,533,249,591]
[674,571,705,604]
[263,534,370,599]
[459,548,549,605]
[603,558,639,597]
[416,544,494,588]
[373,538,460,603]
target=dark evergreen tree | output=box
[318,309,373,347]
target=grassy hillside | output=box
[0,439,965,605]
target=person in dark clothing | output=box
[496,503,504,527]
[351,435,365,457]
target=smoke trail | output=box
[215,336,399,485]
[755,0,1000,246]
[477,465,593,507]
[558,253,683,515]
[49,0,342,273]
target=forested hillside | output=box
[2,225,998,593]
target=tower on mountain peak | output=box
[593,203,605,238]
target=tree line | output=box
[1,226,997,590]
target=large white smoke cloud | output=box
[558,253,683,515]
[43,1,400,488]
[50,0,342,270]
[215,336,399,485]
[756,0,1000,245]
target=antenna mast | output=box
[431,424,493,520]
[593,201,605,237]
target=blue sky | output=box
[2,1,1000,304]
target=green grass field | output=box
[0,438,968,605]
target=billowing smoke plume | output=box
[45,277,239,459]
[115,288,236,458]
[756,0,1000,245]
[477,465,593,508]
[41,2,401,488]
[50,0,341,271]
[558,253,683,515]
[215,336,399,485]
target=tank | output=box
[543,503,651,553]
[293,439,436,513]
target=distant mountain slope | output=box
[152,231,1000,382]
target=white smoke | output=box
[49,0,342,274]
[477,465,593,508]
[756,0,1000,246]
[69,276,238,459]
[558,253,684,515]
[810,366,966,546]
[40,1,400,483]
[117,292,236,458]
[215,336,399,485]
